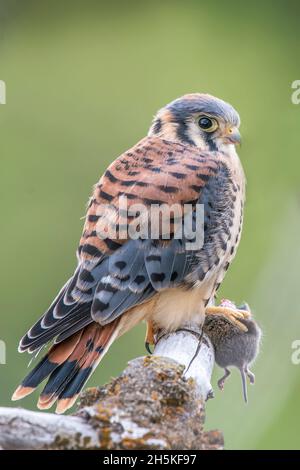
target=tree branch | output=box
[0,324,223,450]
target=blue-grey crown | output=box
[166,93,240,126]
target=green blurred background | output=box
[1,0,300,450]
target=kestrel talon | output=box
[13,93,246,413]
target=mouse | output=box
[203,300,262,403]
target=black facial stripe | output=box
[176,121,195,146]
[203,133,218,151]
[152,118,162,134]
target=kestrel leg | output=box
[145,319,155,354]
[205,305,250,332]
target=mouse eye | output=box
[198,116,218,132]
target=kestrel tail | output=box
[13,93,246,413]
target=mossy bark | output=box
[73,356,223,450]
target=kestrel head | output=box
[149,93,241,152]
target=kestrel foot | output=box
[145,319,155,354]
[205,305,250,332]
[218,367,231,391]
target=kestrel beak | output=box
[224,127,241,145]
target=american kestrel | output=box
[13,93,248,413]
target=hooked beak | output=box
[224,127,241,145]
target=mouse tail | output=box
[240,367,248,403]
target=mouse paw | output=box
[218,368,231,391]
[246,367,255,384]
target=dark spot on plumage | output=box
[143,164,154,170]
[105,170,118,183]
[190,184,203,193]
[95,346,104,353]
[103,238,122,251]
[143,157,153,164]
[185,164,199,171]
[120,158,130,168]
[150,167,161,173]
[230,246,235,255]
[127,171,139,176]
[143,197,164,205]
[204,298,210,307]
[214,256,220,266]
[197,173,210,182]
[224,261,230,271]
[93,298,110,312]
[136,148,142,154]
[170,172,186,179]
[134,275,146,285]
[215,282,221,291]
[97,282,118,294]
[82,244,103,257]
[88,214,100,223]
[79,269,94,283]
[118,192,136,199]
[115,260,126,270]
[165,160,178,165]
[168,151,173,157]
[157,185,178,194]
[99,189,113,202]
[198,270,206,282]
[121,180,148,187]
[151,272,165,283]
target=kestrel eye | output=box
[198,116,218,132]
